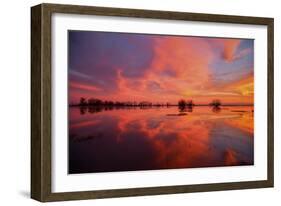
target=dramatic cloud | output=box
[221,39,241,62]
[68,31,254,105]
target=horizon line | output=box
[69,104,254,107]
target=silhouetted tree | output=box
[186,100,194,108]
[88,98,103,105]
[80,97,87,106]
[178,99,187,112]
[139,101,152,107]
[178,99,186,107]
[108,101,114,106]
[210,99,222,108]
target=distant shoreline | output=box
[69,104,254,107]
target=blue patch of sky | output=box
[209,39,254,85]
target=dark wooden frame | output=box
[31,3,274,202]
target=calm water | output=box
[68,106,254,174]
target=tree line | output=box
[74,97,222,108]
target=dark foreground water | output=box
[68,106,254,174]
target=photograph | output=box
[68,31,254,174]
[30,3,274,201]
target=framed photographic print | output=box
[31,3,274,202]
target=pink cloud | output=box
[219,39,241,62]
[110,36,217,103]
[208,38,242,62]
[69,82,102,92]
[218,39,241,62]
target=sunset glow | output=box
[68,31,254,105]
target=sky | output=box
[68,31,254,105]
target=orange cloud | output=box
[109,37,253,105]
[112,37,215,103]
[191,72,254,104]
[149,37,213,87]
[223,73,254,97]
[220,39,241,62]
[70,35,253,105]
